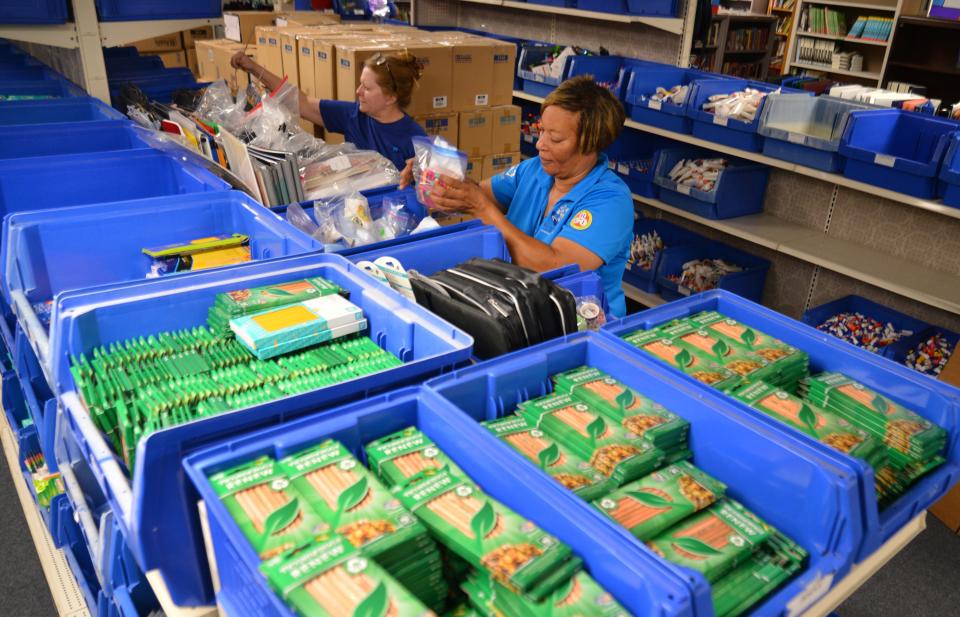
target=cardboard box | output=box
[186,48,199,77]
[255,26,283,77]
[466,157,483,183]
[224,11,276,44]
[129,34,182,54]
[931,343,960,533]
[276,11,341,26]
[458,109,494,157]
[406,42,453,116]
[280,29,314,86]
[216,43,257,93]
[335,42,401,101]
[182,26,214,49]
[448,38,494,111]
[306,34,372,101]
[157,51,187,69]
[490,105,521,154]
[415,112,458,146]
[476,38,517,107]
[195,39,225,82]
[324,130,345,145]
[482,152,521,179]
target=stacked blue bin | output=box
[938,132,960,208]
[104,48,208,108]
[0,0,69,24]
[623,218,706,293]
[95,0,220,20]
[624,66,725,132]
[656,238,771,302]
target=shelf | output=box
[0,17,221,49]
[724,48,770,54]
[634,193,960,315]
[513,89,547,103]
[792,60,881,79]
[886,60,960,76]
[771,6,796,12]
[803,0,898,10]
[796,31,890,45]
[493,0,686,34]
[898,15,960,30]
[623,282,667,307]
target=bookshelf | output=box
[768,0,798,74]
[884,16,960,105]
[692,13,777,79]
[783,0,922,85]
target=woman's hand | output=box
[428,174,495,217]
[398,158,415,189]
[230,50,254,72]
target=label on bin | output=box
[713,115,729,127]
[874,153,896,168]
[648,100,662,111]
[787,132,806,144]
[354,8,365,14]
[785,571,834,616]
[678,285,691,296]
[677,184,692,196]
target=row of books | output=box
[775,14,793,35]
[799,5,847,36]
[721,60,767,79]
[847,16,893,41]
[726,26,771,52]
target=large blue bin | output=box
[627,0,678,16]
[0,66,58,81]
[623,218,706,293]
[578,0,628,12]
[938,132,960,208]
[50,252,473,606]
[12,323,57,476]
[104,55,166,73]
[656,240,770,302]
[0,120,153,159]
[0,97,125,125]
[758,94,880,172]
[801,294,930,357]
[183,383,693,617]
[427,332,860,617]
[95,0,221,20]
[0,0,69,24]
[839,110,959,198]
[687,80,806,152]
[883,325,960,377]
[605,129,673,197]
[653,147,770,219]
[0,79,83,99]
[0,149,229,220]
[554,270,610,316]
[565,55,626,98]
[109,73,206,107]
[625,68,718,132]
[601,290,960,563]
[52,494,102,616]
[517,46,574,98]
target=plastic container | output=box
[839,109,960,198]
[95,0,221,20]
[759,94,880,172]
[565,55,626,97]
[687,80,806,152]
[13,324,57,475]
[801,295,931,357]
[517,45,573,98]
[0,97,126,125]
[884,326,960,374]
[0,149,230,221]
[0,78,83,99]
[605,128,674,197]
[51,252,474,606]
[627,0,678,16]
[2,190,322,395]
[109,73,205,107]
[938,132,960,208]
[578,0,628,12]
[0,0,69,24]
[625,68,717,132]
[653,147,770,219]
[623,218,706,293]
[0,66,57,80]
[526,0,576,6]
[601,289,960,563]
[427,332,861,617]
[554,270,610,317]
[183,384,692,617]
[655,239,770,302]
[52,495,102,616]
[0,120,154,159]
[104,55,165,73]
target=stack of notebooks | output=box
[249,144,305,206]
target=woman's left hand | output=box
[428,174,494,217]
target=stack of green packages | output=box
[517,392,666,485]
[366,427,465,488]
[552,366,691,460]
[619,328,742,392]
[280,440,450,612]
[799,372,946,505]
[710,530,807,617]
[462,569,632,617]
[207,277,343,332]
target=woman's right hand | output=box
[398,158,415,189]
[230,50,253,72]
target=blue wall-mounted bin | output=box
[0,97,126,125]
[427,332,862,617]
[0,66,58,81]
[50,252,473,606]
[625,68,719,132]
[656,239,770,302]
[0,79,83,99]
[601,290,960,563]
[565,54,626,97]
[653,147,770,219]
[759,94,880,172]
[801,294,931,356]
[623,218,706,293]
[518,46,573,98]
[938,132,960,208]
[0,0,69,24]
[577,0,628,12]
[0,120,153,159]
[688,80,805,152]
[605,130,673,197]
[627,0,679,16]
[95,0,220,21]
[839,110,959,199]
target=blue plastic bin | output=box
[0,97,126,125]
[0,149,229,221]
[656,239,770,302]
[109,74,205,107]
[839,110,960,198]
[938,132,960,208]
[427,332,860,617]
[627,0,678,16]
[0,79,82,99]
[688,80,806,152]
[606,131,674,197]
[0,120,154,159]
[625,68,718,132]
[51,252,473,606]
[566,55,626,97]
[578,0,628,12]
[601,289,960,563]
[12,324,57,476]
[653,147,770,219]
[95,0,220,20]
[103,47,141,58]
[52,495,102,616]
[554,270,610,316]
[759,94,880,172]
[0,66,57,80]
[104,55,166,73]
[623,218,706,293]
[801,295,930,357]
[526,0,576,6]
[0,0,69,24]
[884,326,960,376]
[517,46,573,98]
[184,383,694,617]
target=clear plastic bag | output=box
[195,80,247,133]
[369,0,392,17]
[302,149,399,199]
[380,196,419,238]
[412,135,468,211]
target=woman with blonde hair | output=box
[232,49,426,169]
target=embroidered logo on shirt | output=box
[505,165,518,178]
[550,203,570,227]
[570,210,593,231]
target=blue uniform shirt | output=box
[491,154,633,318]
[319,100,426,170]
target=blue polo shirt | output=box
[491,154,633,318]
[319,100,426,170]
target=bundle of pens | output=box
[143,233,252,277]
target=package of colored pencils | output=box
[619,328,742,392]
[710,530,807,617]
[463,569,631,617]
[365,427,464,489]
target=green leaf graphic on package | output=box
[671,536,722,557]
[712,339,729,358]
[628,491,673,509]
[471,500,497,551]
[616,388,636,412]
[353,580,388,617]
[587,415,607,444]
[259,496,301,549]
[872,394,890,415]
[674,348,692,368]
[798,404,819,435]
[741,328,756,348]
[334,476,369,526]
[538,443,560,469]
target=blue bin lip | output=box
[653,146,769,205]
[0,96,126,124]
[940,132,960,185]
[757,93,882,153]
[0,119,151,160]
[600,289,960,561]
[624,67,722,114]
[839,110,960,177]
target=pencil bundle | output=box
[658,321,784,388]
[207,276,344,332]
[280,440,450,611]
[710,530,806,617]
[482,415,616,502]
[462,569,632,617]
[517,393,666,485]
[260,533,436,617]
[620,328,742,392]
[208,456,325,560]
[365,427,464,488]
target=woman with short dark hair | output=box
[409,75,634,317]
